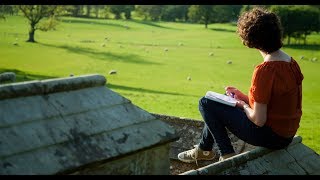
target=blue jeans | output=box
[198,97,293,155]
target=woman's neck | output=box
[259,50,291,62]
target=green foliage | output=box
[270,5,320,45]
[135,5,165,21]
[18,5,60,42]
[61,5,83,17]
[0,5,17,19]
[161,5,190,22]
[108,5,134,20]
[0,16,319,153]
[38,16,59,32]
[188,5,214,28]
[212,5,242,23]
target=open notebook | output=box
[205,91,237,107]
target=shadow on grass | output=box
[39,43,162,65]
[60,18,129,29]
[107,83,199,97]
[283,44,320,51]
[129,19,181,30]
[210,28,236,33]
[0,68,56,82]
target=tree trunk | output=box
[125,11,131,19]
[95,9,99,18]
[205,17,208,28]
[27,24,36,42]
[73,5,80,17]
[115,13,121,19]
[86,5,91,17]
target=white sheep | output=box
[109,70,117,75]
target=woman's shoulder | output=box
[255,57,298,70]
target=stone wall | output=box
[69,144,171,175]
[152,113,256,160]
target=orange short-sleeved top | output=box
[248,58,304,138]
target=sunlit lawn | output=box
[0,16,319,153]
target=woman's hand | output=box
[236,100,248,109]
[225,86,249,104]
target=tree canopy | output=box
[270,5,320,45]
[18,5,59,42]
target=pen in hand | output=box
[226,91,235,98]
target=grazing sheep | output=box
[0,72,16,83]
[164,48,168,52]
[109,70,117,75]
[311,57,318,62]
[187,76,192,81]
[178,42,183,46]
[300,56,304,60]
[209,52,214,56]
[101,43,106,47]
[227,60,232,64]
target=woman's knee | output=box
[199,96,207,108]
[199,96,218,109]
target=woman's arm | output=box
[225,86,249,104]
[237,101,267,127]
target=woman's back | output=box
[249,58,304,138]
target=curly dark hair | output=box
[237,8,283,54]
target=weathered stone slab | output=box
[0,74,178,175]
[181,136,318,175]
[286,143,320,175]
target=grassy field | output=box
[0,16,319,153]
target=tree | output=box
[85,5,91,17]
[211,5,242,23]
[18,5,59,42]
[188,5,214,28]
[135,5,164,21]
[108,5,134,20]
[240,5,268,15]
[270,5,320,45]
[0,5,16,19]
[160,5,190,22]
[63,5,83,17]
[93,5,105,18]
[109,5,125,19]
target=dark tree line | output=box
[1,5,319,44]
[270,5,320,45]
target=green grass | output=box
[1,16,319,153]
